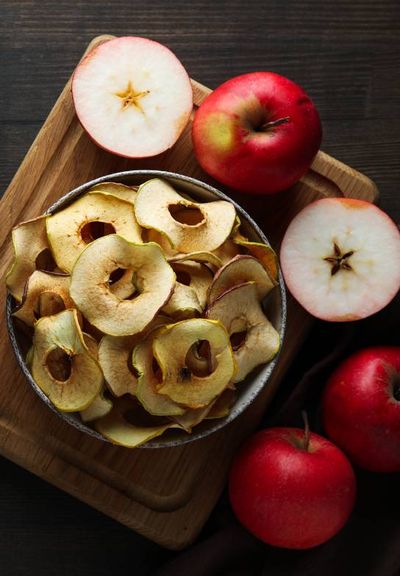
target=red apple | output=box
[323,346,400,473]
[72,37,193,158]
[192,72,322,195]
[280,198,400,321]
[229,427,356,549]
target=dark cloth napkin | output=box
[153,293,400,576]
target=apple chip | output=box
[31,309,103,412]
[172,403,215,432]
[234,233,278,281]
[46,193,142,272]
[162,282,202,319]
[168,251,223,269]
[88,181,138,204]
[206,282,280,383]
[153,318,236,408]
[207,255,275,305]
[170,261,214,308]
[134,178,236,252]
[95,397,177,448]
[206,389,237,419]
[80,389,113,422]
[145,228,177,256]
[13,270,74,327]
[212,237,242,265]
[98,334,138,397]
[6,216,51,301]
[133,337,185,417]
[70,235,175,336]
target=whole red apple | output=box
[323,347,400,473]
[192,72,322,195]
[229,427,356,549]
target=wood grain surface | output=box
[0,2,399,575]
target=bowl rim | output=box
[6,169,287,449]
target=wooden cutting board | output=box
[0,35,378,550]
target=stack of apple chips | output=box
[6,179,280,447]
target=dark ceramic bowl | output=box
[7,170,287,448]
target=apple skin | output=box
[192,72,322,195]
[229,427,356,549]
[323,347,400,473]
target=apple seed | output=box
[324,242,355,276]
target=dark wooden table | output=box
[1,1,399,575]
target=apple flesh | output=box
[229,427,356,549]
[323,347,400,473]
[280,198,400,321]
[192,72,322,194]
[72,37,193,158]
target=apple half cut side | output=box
[280,198,400,321]
[72,36,193,158]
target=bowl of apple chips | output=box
[6,171,286,448]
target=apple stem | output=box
[261,116,290,131]
[302,410,311,452]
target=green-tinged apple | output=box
[192,72,322,194]
[280,198,400,321]
[72,37,193,158]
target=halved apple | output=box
[70,235,175,336]
[134,179,236,252]
[95,397,177,448]
[72,36,193,158]
[280,197,400,321]
[31,309,103,412]
[206,282,280,383]
[153,318,236,408]
[207,255,275,305]
[6,216,51,301]
[88,181,137,204]
[13,270,74,327]
[46,193,142,272]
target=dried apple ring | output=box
[153,318,236,408]
[134,178,236,252]
[206,282,280,384]
[46,193,142,272]
[95,397,178,448]
[70,235,176,336]
[88,181,138,204]
[6,216,51,301]
[207,254,275,306]
[31,309,103,412]
[13,270,74,327]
